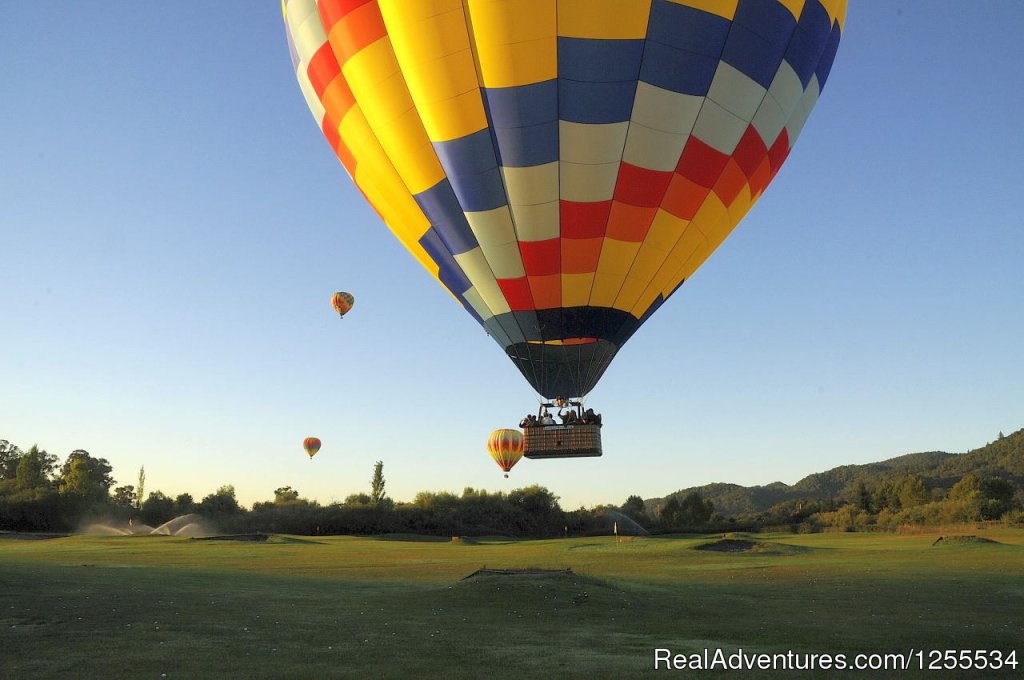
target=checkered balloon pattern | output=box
[284,0,845,398]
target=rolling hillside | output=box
[648,428,1024,518]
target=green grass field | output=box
[1,529,1021,678]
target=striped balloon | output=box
[487,428,524,477]
[284,0,845,398]
[303,437,322,459]
[331,291,355,318]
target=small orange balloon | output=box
[303,437,321,459]
[487,429,524,478]
[331,292,354,318]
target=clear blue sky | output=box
[2,2,1022,509]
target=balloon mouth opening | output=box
[527,338,598,346]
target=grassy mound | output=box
[693,538,809,554]
[932,535,1001,546]
[191,533,269,542]
[461,567,573,579]
[454,569,622,613]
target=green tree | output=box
[16,446,58,491]
[507,485,563,534]
[141,491,177,526]
[678,491,714,526]
[895,474,929,509]
[979,476,1015,519]
[112,485,136,508]
[59,450,115,502]
[621,494,648,523]
[137,466,146,509]
[658,493,714,529]
[174,493,196,515]
[854,479,872,512]
[659,497,682,528]
[274,486,300,504]
[947,474,984,521]
[345,492,372,505]
[370,461,386,506]
[0,440,22,480]
[199,485,241,516]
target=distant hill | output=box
[647,428,1024,518]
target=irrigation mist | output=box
[81,513,213,537]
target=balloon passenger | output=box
[519,414,538,428]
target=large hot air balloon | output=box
[303,437,322,459]
[283,0,845,400]
[331,291,355,318]
[487,428,524,477]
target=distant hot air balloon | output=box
[487,429,524,478]
[303,437,321,460]
[283,1,845,400]
[331,292,354,319]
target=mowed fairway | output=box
[1,530,1022,679]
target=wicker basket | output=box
[523,424,602,459]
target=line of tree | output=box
[0,442,614,537]
[4,431,1023,537]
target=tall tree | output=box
[59,450,115,502]
[0,440,22,480]
[174,493,195,515]
[274,486,300,504]
[16,446,58,491]
[112,485,136,508]
[370,461,386,505]
[141,491,177,526]
[854,479,872,512]
[621,495,648,523]
[199,485,240,516]
[137,466,146,509]
[676,492,713,526]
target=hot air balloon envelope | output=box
[331,292,354,318]
[303,437,321,459]
[284,0,845,398]
[487,428,524,476]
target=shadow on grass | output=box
[190,533,325,544]
[0,532,68,540]
[366,533,458,543]
[366,533,522,544]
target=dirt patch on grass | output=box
[454,569,622,612]
[694,539,810,554]
[695,539,764,552]
[462,567,573,580]
[191,533,269,542]
[368,533,453,542]
[931,535,1001,546]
